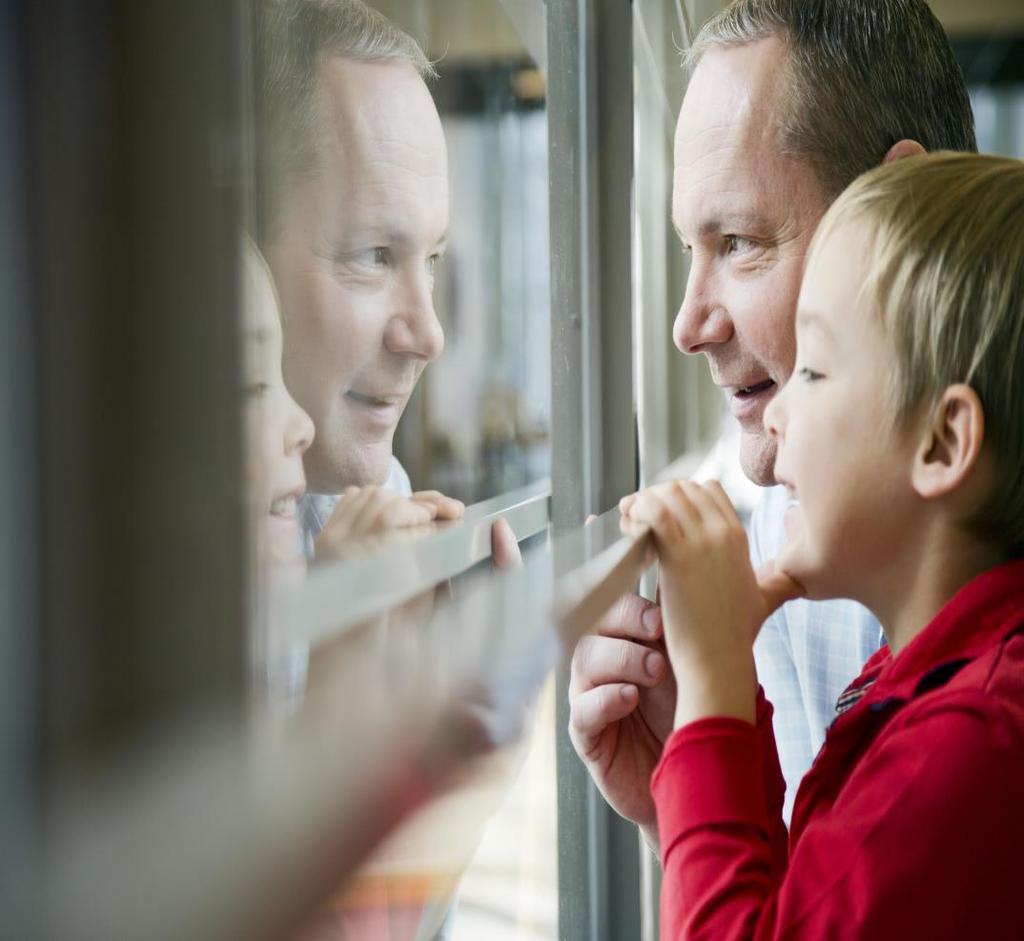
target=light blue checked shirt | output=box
[749,485,885,823]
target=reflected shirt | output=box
[749,485,884,823]
[274,458,414,705]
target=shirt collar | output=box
[864,559,1024,705]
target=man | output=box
[259,0,465,554]
[569,0,976,836]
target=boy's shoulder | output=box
[883,619,1024,758]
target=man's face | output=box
[267,58,449,493]
[672,38,830,486]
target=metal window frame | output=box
[547,1,645,939]
[276,480,552,649]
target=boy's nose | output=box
[763,384,786,440]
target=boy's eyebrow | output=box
[796,308,833,338]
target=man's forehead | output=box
[318,59,445,153]
[676,38,788,156]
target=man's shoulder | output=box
[749,484,791,564]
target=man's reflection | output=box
[260,0,458,555]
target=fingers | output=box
[756,560,806,618]
[568,683,639,758]
[490,517,522,570]
[411,490,465,521]
[570,634,667,696]
[621,479,741,547]
[627,485,701,554]
[378,497,435,528]
[339,486,385,534]
[701,479,743,531]
[591,591,662,642]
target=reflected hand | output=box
[315,486,465,556]
[490,516,522,570]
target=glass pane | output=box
[249,0,557,938]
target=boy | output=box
[620,153,1024,938]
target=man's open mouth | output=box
[734,379,776,399]
[346,390,397,409]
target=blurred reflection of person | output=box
[241,234,316,582]
[258,0,465,557]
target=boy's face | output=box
[243,245,315,576]
[763,219,922,602]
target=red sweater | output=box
[652,560,1024,940]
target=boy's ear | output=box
[883,139,926,164]
[911,384,986,501]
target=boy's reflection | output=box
[241,235,315,581]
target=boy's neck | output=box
[869,519,1004,656]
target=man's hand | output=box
[621,480,803,728]
[568,589,676,849]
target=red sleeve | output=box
[652,693,1024,940]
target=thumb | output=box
[491,517,522,570]
[756,560,805,617]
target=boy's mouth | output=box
[269,492,300,519]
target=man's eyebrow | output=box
[672,211,773,244]
[339,225,449,251]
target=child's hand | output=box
[316,486,465,556]
[619,480,803,728]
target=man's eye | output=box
[426,253,441,276]
[724,235,757,255]
[346,247,390,269]
[798,367,825,382]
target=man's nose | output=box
[672,261,733,354]
[383,268,445,361]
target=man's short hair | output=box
[257,0,436,235]
[689,0,978,199]
[812,153,1024,557]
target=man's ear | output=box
[912,384,986,501]
[883,139,926,164]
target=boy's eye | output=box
[798,367,825,382]
[244,381,271,399]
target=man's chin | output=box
[306,437,395,494]
[738,430,778,488]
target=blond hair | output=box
[811,153,1024,555]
